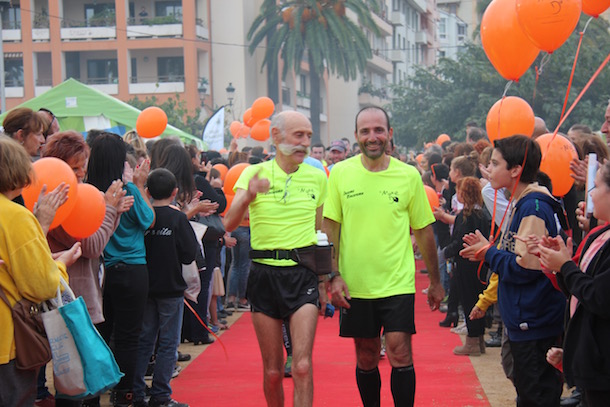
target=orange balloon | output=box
[251,97,275,121]
[237,125,251,138]
[251,119,271,142]
[243,108,257,128]
[416,154,424,164]
[229,121,242,138]
[436,134,450,146]
[223,163,250,195]
[136,106,168,138]
[516,0,581,53]
[486,96,535,143]
[582,0,610,17]
[212,163,229,181]
[61,183,106,238]
[424,185,439,210]
[537,133,578,197]
[220,193,234,217]
[481,0,540,81]
[22,157,78,230]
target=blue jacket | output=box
[485,184,566,342]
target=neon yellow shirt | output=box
[324,156,435,298]
[235,159,327,267]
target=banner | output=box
[202,107,225,151]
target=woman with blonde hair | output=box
[0,136,81,407]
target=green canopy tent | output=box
[0,78,203,147]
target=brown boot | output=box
[453,336,481,356]
[479,335,486,354]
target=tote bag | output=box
[42,278,123,399]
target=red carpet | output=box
[173,266,489,406]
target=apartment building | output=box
[437,8,467,60]
[1,0,440,145]
[1,0,212,116]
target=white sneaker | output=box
[450,322,468,335]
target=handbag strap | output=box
[0,285,12,308]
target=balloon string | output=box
[495,81,513,145]
[533,52,551,104]
[502,80,513,97]
[184,299,229,361]
[547,50,610,153]
[559,28,586,123]
[533,66,539,104]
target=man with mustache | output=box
[323,106,444,407]
[224,111,328,407]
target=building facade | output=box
[1,0,440,146]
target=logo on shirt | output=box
[298,187,316,200]
[343,189,364,199]
[146,227,173,236]
[380,190,399,204]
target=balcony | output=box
[358,92,390,107]
[61,26,117,40]
[367,49,393,74]
[32,29,50,41]
[296,94,311,109]
[389,49,404,63]
[126,23,182,38]
[371,11,392,36]
[390,11,404,26]
[129,76,185,94]
[2,28,21,41]
[415,31,427,44]
[409,0,428,13]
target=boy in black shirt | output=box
[133,168,199,407]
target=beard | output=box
[277,142,309,156]
[359,139,387,160]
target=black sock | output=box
[391,365,415,407]
[356,367,381,407]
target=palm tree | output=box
[248,0,381,142]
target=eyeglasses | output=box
[281,175,292,203]
[39,108,56,139]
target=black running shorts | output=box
[247,262,320,320]
[339,294,416,338]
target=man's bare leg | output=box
[252,312,285,407]
[288,303,319,407]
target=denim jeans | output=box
[98,263,149,391]
[133,296,184,402]
[228,226,251,300]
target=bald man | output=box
[224,111,328,407]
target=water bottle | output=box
[316,230,329,246]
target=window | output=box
[131,58,137,82]
[87,59,118,84]
[5,58,23,87]
[157,56,184,82]
[299,74,307,96]
[439,18,447,40]
[156,1,182,18]
[393,0,399,11]
[1,4,21,29]
[458,24,466,42]
[85,3,116,27]
[65,52,81,81]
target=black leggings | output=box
[98,263,149,391]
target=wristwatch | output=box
[328,271,341,281]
